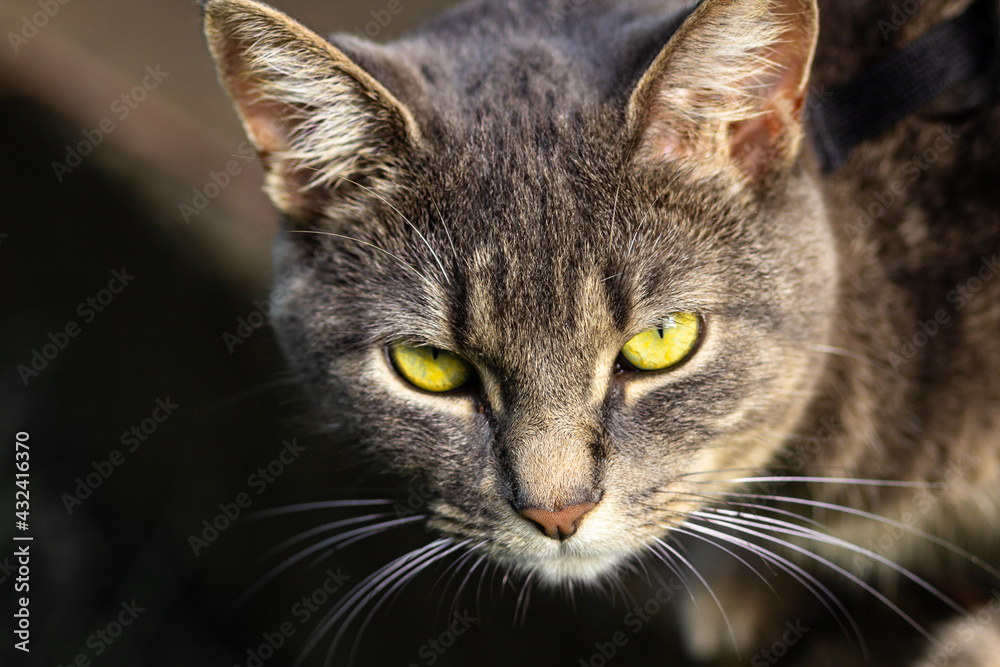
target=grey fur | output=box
[205,0,1000,662]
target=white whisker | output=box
[701,508,967,616]
[703,491,1000,581]
[342,540,474,666]
[339,175,450,285]
[691,476,945,489]
[668,524,783,602]
[653,536,739,656]
[681,519,867,656]
[234,514,427,609]
[285,229,423,281]
[257,513,393,564]
[293,538,453,667]
[644,542,696,603]
[248,499,395,520]
[694,512,941,646]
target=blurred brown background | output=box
[0,0,456,291]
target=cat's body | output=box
[204,0,1000,663]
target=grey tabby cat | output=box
[204,0,1000,663]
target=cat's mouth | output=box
[428,500,660,585]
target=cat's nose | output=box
[518,502,596,540]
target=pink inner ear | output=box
[727,44,810,176]
[245,107,289,157]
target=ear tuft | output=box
[204,0,421,217]
[628,0,819,184]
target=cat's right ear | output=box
[203,0,421,219]
[627,0,819,186]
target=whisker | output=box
[694,512,942,646]
[631,547,653,584]
[668,524,784,603]
[234,514,427,609]
[672,489,828,533]
[703,491,1000,581]
[342,540,474,667]
[807,343,876,365]
[338,175,450,285]
[255,512,394,567]
[430,197,458,261]
[676,466,778,478]
[500,565,513,593]
[294,538,453,667]
[203,376,302,412]
[654,536,740,656]
[476,557,492,619]
[681,519,867,656]
[285,229,422,281]
[644,542,696,604]
[248,499,396,520]
[688,476,945,489]
[607,565,638,609]
[513,568,536,628]
[433,542,487,618]
[702,508,967,616]
[452,550,490,621]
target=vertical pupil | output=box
[431,347,440,360]
[657,326,664,339]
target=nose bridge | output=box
[489,320,608,511]
[504,414,603,510]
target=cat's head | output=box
[205,0,835,584]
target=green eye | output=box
[620,313,701,372]
[390,344,474,393]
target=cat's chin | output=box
[490,543,637,586]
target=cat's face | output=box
[206,0,834,583]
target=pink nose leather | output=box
[519,502,596,540]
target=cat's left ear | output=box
[628,0,819,185]
[204,0,421,218]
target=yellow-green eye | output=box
[390,344,474,393]
[620,312,701,372]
